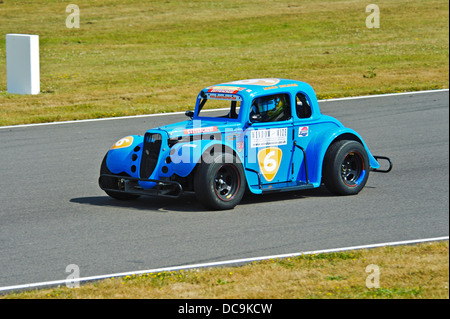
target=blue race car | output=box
[99,78,391,210]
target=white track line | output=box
[0,89,447,131]
[0,236,447,293]
[319,88,448,102]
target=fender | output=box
[169,139,245,178]
[309,127,380,184]
[106,135,144,177]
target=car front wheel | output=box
[194,152,246,210]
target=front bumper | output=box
[99,174,183,198]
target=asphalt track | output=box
[0,90,448,289]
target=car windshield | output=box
[196,94,241,119]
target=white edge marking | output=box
[0,236,447,293]
[319,88,448,102]
[0,89,448,130]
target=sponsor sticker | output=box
[263,83,298,91]
[250,128,287,148]
[237,134,245,153]
[183,126,218,135]
[237,141,244,153]
[298,126,309,137]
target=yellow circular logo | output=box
[111,136,134,150]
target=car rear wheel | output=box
[194,153,245,210]
[323,140,370,195]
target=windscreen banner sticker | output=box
[298,126,309,137]
[258,147,283,182]
[250,128,287,148]
[207,86,246,94]
[206,93,242,101]
[111,136,134,150]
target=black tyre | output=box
[100,154,140,200]
[194,153,246,210]
[323,140,370,195]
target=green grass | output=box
[0,0,448,126]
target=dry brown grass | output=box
[4,241,448,299]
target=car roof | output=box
[201,78,316,100]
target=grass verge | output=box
[2,241,448,299]
[0,0,448,126]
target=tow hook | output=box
[118,178,130,191]
[372,156,393,173]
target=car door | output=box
[291,92,314,184]
[244,93,295,187]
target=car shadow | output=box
[241,185,337,205]
[70,193,205,213]
[70,186,339,213]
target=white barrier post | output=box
[6,34,40,95]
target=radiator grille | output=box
[140,133,162,178]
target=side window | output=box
[296,93,312,119]
[250,94,291,123]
